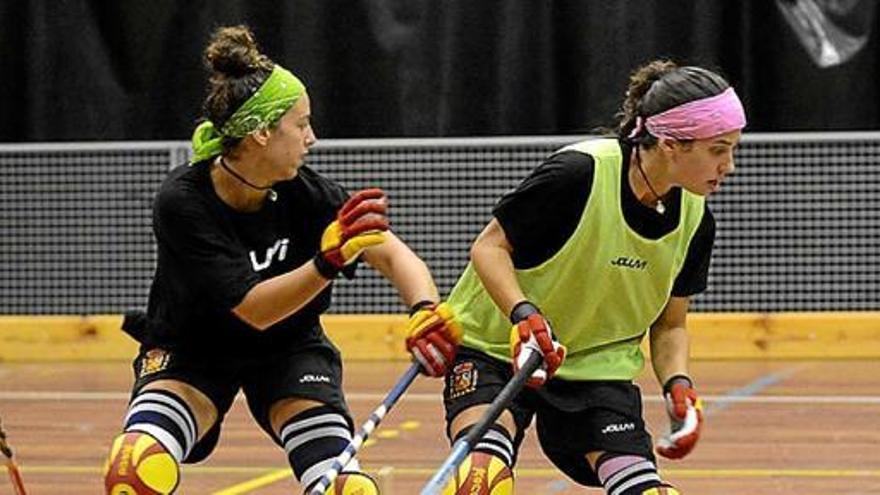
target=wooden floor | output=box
[1,360,879,494]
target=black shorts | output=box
[443,347,654,487]
[130,331,350,463]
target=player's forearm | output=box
[232,262,331,331]
[365,234,440,307]
[471,238,526,318]
[650,324,691,384]
[384,258,440,307]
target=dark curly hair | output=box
[201,25,275,152]
[617,60,731,147]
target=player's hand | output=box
[314,189,389,278]
[405,301,463,377]
[656,375,704,459]
[508,301,566,388]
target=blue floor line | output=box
[704,366,801,417]
[543,479,571,494]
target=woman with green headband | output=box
[103,25,461,495]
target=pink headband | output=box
[630,87,747,140]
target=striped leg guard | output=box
[596,454,679,495]
[124,390,197,462]
[278,405,372,493]
[104,390,197,494]
[469,424,515,468]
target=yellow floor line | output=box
[386,467,880,478]
[669,468,880,478]
[211,468,291,495]
[3,465,273,474]
[6,465,880,479]
[383,467,880,478]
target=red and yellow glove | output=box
[314,188,389,278]
[656,375,704,460]
[508,301,566,389]
[405,301,463,377]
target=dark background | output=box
[1,0,877,141]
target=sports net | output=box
[1,134,876,314]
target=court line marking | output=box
[2,373,867,495]
[375,467,880,478]
[210,468,290,495]
[6,465,275,474]
[1,391,879,404]
[705,366,804,416]
[6,465,880,478]
[11,464,880,495]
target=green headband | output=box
[191,65,306,163]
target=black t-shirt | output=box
[145,162,350,356]
[493,140,715,297]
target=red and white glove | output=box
[508,301,566,389]
[405,301,463,377]
[314,188,389,278]
[656,375,704,459]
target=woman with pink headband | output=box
[440,60,746,494]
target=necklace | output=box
[634,157,666,214]
[218,157,277,202]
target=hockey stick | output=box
[309,362,422,495]
[419,350,543,495]
[0,418,27,495]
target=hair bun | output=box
[204,25,266,77]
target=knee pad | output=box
[643,486,680,495]
[441,451,514,495]
[321,472,379,495]
[104,432,180,494]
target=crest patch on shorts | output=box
[139,349,171,377]
[450,361,478,399]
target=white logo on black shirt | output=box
[299,374,331,384]
[249,238,290,271]
[601,422,635,434]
